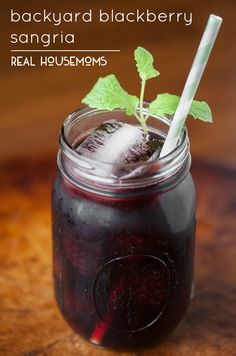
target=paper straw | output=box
[160,14,222,158]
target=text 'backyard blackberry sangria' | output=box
[52,106,196,351]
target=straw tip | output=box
[209,14,223,23]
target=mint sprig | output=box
[82,47,212,133]
[134,47,160,81]
[82,74,139,116]
[134,47,160,133]
[149,93,212,122]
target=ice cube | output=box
[77,120,143,163]
[76,120,161,178]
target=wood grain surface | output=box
[0,157,235,355]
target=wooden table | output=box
[0,157,235,355]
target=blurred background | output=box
[1,0,236,165]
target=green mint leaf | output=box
[82,74,139,116]
[134,47,160,81]
[149,93,212,123]
[189,100,212,122]
[149,94,179,116]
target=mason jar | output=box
[52,106,196,351]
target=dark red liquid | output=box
[52,168,195,351]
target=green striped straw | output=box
[160,14,222,158]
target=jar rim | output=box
[58,105,190,193]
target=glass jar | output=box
[52,106,196,351]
